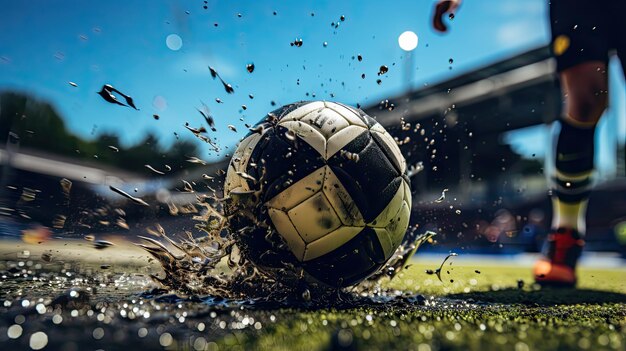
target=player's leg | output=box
[534,63,608,286]
[552,62,608,233]
[534,0,609,286]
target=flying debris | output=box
[208,66,235,94]
[144,164,165,175]
[187,156,207,165]
[236,171,256,183]
[434,188,449,203]
[407,162,424,178]
[68,82,78,87]
[93,240,115,250]
[425,253,458,282]
[109,185,150,206]
[197,102,216,131]
[97,84,139,109]
[184,124,220,153]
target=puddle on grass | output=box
[0,252,479,350]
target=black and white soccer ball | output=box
[224,101,411,287]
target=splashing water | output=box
[136,193,435,302]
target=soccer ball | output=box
[224,101,411,287]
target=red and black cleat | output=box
[533,228,584,287]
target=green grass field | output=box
[223,262,625,351]
[0,241,624,351]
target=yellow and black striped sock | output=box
[552,118,596,234]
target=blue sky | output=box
[0,0,623,171]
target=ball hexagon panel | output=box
[297,108,350,139]
[246,125,326,203]
[288,191,342,243]
[303,225,363,261]
[265,166,326,211]
[276,120,327,157]
[301,226,386,286]
[367,179,406,228]
[328,136,402,223]
[323,102,368,128]
[279,101,326,123]
[385,195,411,254]
[325,125,369,159]
[370,123,407,175]
[267,208,306,261]
[321,166,365,227]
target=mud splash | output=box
[137,194,435,303]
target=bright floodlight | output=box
[398,31,418,51]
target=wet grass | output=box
[220,263,625,351]
[0,241,624,351]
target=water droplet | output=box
[449,58,454,64]
[159,333,173,347]
[377,65,389,75]
[302,289,311,301]
[291,38,303,47]
[7,324,22,339]
[285,130,297,141]
[92,327,104,340]
[29,332,48,350]
[357,54,363,62]
[246,63,255,73]
[449,13,455,20]
[166,34,183,51]
[340,15,345,21]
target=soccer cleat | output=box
[533,228,584,287]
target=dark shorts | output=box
[549,0,625,73]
